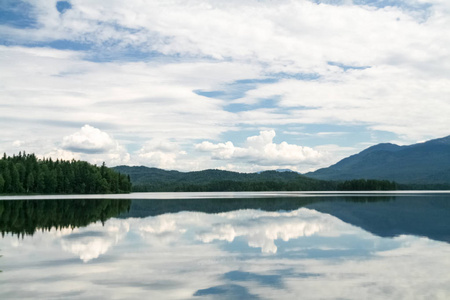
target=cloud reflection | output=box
[59,220,130,262]
[196,209,345,253]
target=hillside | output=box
[112,166,335,192]
[306,135,450,184]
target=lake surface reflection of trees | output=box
[0,199,131,237]
[1,194,449,244]
[120,195,393,217]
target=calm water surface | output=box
[1,192,450,299]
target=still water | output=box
[1,192,450,299]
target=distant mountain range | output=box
[306,135,450,184]
[114,135,450,189]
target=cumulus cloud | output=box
[59,125,130,165]
[196,130,325,171]
[62,125,117,154]
[43,148,81,161]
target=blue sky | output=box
[1,0,449,172]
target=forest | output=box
[336,179,398,191]
[0,152,132,194]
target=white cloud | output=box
[196,130,326,172]
[135,139,187,169]
[59,125,130,166]
[62,124,118,154]
[195,141,236,160]
[43,148,81,161]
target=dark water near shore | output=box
[1,192,449,299]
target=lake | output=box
[1,192,450,299]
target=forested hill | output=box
[0,152,131,194]
[113,166,397,192]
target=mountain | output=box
[114,166,302,185]
[306,135,450,184]
[113,166,334,192]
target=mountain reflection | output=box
[121,194,450,244]
[0,199,131,237]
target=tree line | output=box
[0,152,131,194]
[336,179,398,191]
[132,178,398,192]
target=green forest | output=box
[0,152,131,194]
[336,179,398,191]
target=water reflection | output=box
[1,194,450,299]
[0,199,131,237]
[196,209,344,253]
[122,194,450,243]
[307,195,450,243]
[120,195,394,217]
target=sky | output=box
[1,0,449,173]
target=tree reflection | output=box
[120,195,393,218]
[0,199,131,237]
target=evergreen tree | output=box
[0,153,132,194]
[25,172,34,193]
[0,174,4,193]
